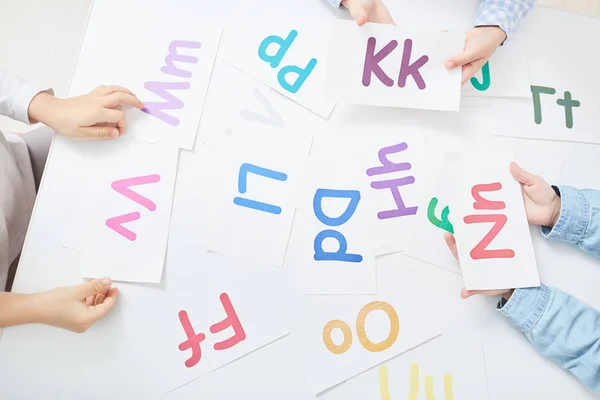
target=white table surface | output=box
[1,1,600,399]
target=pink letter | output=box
[471,183,505,210]
[210,293,247,351]
[111,174,160,211]
[105,212,141,241]
[464,214,515,259]
[178,310,206,368]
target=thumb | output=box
[342,0,368,26]
[445,47,479,70]
[76,278,112,298]
[77,126,120,139]
[510,162,536,186]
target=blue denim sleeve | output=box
[541,186,600,259]
[475,0,535,38]
[325,0,342,8]
[499,285,600,391]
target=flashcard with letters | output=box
[446,151,540,290]
[219,19,335,119]
[326,21,463,111]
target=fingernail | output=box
[111,129,119,138]
[101,277,111,286]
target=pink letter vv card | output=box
[65,139,179,283]
[445,152,540,291]
[325,21,463,112]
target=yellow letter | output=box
[444,374,454,400]
[408,363,419,400]
[356,301,399,352]
[379,366,391,400]
[322,319,352,354]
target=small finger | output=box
[460,58,486,85]
[342,0,368,26]
[85,295,95,306]
[445,47,479,70]
[101,109,126,133]
[444,232,459,260]
[77,126,120,139]
[102,92,145,110]
[94,292,106,306]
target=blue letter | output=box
[258,30,298,68]
[314,230,363,263]
[313,189,361,227]
[233,163,288,215]
[277,58,317,94]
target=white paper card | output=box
[490,33,600,144]
[326,21,463,111]
[197,59,323,148]
[298,292,440,394]
[219,20,336,119]
[446,151,540,290]
[292,153,376,294]
[194,135,310,267]
[72,139,178,283]
[121,252,290,396]
[69,1,221,149]
[331,337,489,400]
[462,38,530,98]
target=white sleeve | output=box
[0,71,49,125]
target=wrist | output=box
[549,193,562,227]
[0,292,40,328]
[502,289,514,301]
[28,92,60,125]
[475,25,507,45]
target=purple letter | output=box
[161,40,201,78]
[398,39,428,90]
[371,177,418,219]
[366,142,411,177]
[142,81,190,126]
[362,37,397,87]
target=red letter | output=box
[463,214,515,259]
[471,183,505,210]
[210,293,247,351]
[178,310,206,368]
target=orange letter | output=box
[464,214,515,259]
[323,320,353,354]
[471,182,505,210]
[356,301,399,352]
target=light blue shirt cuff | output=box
[497,285,551,332]
[541,186,590,244]
[326,0,343,8]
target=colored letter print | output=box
[323,301,399,355]
[463,183,515,260]
[363,38,429,89]
[379,364,454,400]
[178,293,246,368]
[258,29,317,94]
[366,142,418,220]
[427,198,453,234]
[105,174,161,241]
[531,85,580,129]
[234,163,288,215]
[313,189,363,263]
[142,40,202,126]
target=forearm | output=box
[0,292,40,328]
[542,186,600,259]
[475,0,535,39]
[499,285,600,390]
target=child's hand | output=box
[33,278,119,333]
[444,26,506,85]
[510,162,561,227]
[342,0,394,26]
[444,233,515,300]
[28,85,144,139]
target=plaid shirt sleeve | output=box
[325,0,342,8]
[475,0,535,38]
